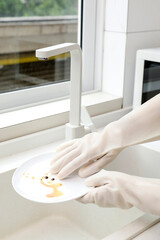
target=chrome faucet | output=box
[36,43,86,140]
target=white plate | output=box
[12,152,91,203]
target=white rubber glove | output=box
[50,94,160,179]
[50,125,123,179]
[79,170,160,216]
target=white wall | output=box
[102,0,160,107]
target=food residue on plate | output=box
[23,172,63,198]
[41,175,63,198]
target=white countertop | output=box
[134,222,160,240]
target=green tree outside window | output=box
[0,0,78,17]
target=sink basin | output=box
[0,144,159,240]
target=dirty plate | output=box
[12,152,91,203]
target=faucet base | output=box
[65,123,85,140]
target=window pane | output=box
[142,61,160,104]
[0,0,78,94]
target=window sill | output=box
[0,91,122,142]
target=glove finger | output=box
[84,170,111,187]
[78,154,112,178]
[56,139,78,152]
[78,187,103,204]
[77,192,95,204]
[50,143,77,166]
[58,154,86,179]
[50,148,80,174]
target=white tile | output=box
[128,0,160,32]
[102,32,126,96]
[105,0,128,33]
[123,31,160,107]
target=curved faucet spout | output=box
[36,43,85,140]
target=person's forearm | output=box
[139,135,160,144]
[114,94,160,148]
[122,175,160,215]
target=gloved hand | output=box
[50,123,123,179]
[50,94,160,179]
[79,170,160,216]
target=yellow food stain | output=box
[41,176,63,198]
[23,172,30,178]
[22,172,63,198]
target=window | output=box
[0,0,105,110]
[0,0,103,112]
[0,0,79,111]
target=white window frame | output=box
[82,0,105,92]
